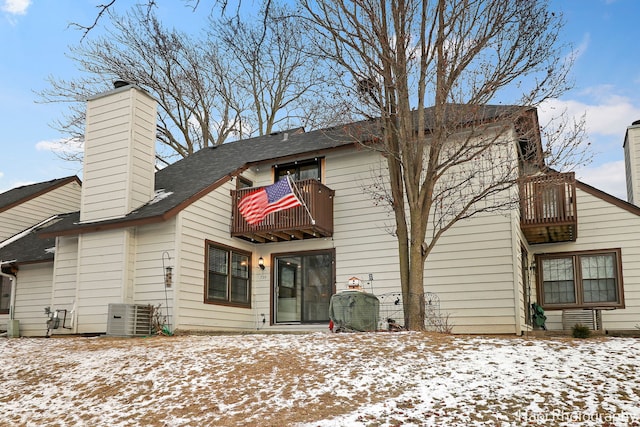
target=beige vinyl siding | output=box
[12,263,54,337]
[510,192,534,334]
[132,220,177,321]
[0,181,81,242]
[624,125,640,205]
[125,230,136,303]
[75,229,133,333]
[47,222,178,335]
[424,211,518,334]
[531,187,640,331]
[328,151,400,291]
[425,128,520,334]
[169,127,522,334]
[247,150,395,332]
[81,87,156,222]
[207,146,521,334]
[327,148,519,334]
[174,180,257,332]
[50,235,80,335]
[237,150,390,332]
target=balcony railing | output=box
[230,179,334,243]
[519,172,577,244]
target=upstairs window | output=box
[275,158,322,182]
[536,249,624,310]
[237,176,253,189]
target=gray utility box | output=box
[329,291,380,332]
[106,304,153,337]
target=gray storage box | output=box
[329,291,379,332]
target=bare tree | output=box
[301,0,588,330]
[213,2,349,136]
[40,3,346,165]
[41,7,244,166]
[70,1,237,40]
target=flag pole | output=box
[287,174,316,225]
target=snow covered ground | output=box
[1,332,639,426]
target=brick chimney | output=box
[624,120,640,205]
[80,83,157,222]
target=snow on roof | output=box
[0,215,59,250]
[149,189,174,205]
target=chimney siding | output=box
[80,85,157,222]
[624,124,640,205]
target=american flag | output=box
[238,176,302,225]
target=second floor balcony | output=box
[230,179,334,243]
[520,172,577,244]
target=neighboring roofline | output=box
[576,179,640,216]
[0,176,81,215]
[38,174,238,237]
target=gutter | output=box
[0,215,60,249]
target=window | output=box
[205,241,251,307]
[273,250,334,324]
[275,158,322,182]
[0,276,11,314]
[536,249,624,309]
[237,176,253,189]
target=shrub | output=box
[572,323,591,339]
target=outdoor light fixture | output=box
[258,257,265,270]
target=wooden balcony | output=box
[230,179,334,243]
[520,172,577,244]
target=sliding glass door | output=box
[274,250,334,324]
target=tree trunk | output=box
[404,208,428,330]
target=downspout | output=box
[1,260,17,320]
[510,177,523,335]
[511,231,522,335]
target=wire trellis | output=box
[377,291,441,331]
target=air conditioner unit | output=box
[562,309,602,331]
[106,304,153,337]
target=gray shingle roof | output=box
[0,213,79,264]
[40,118,382,236]
[0,176,79,213]
[40,104,526,237]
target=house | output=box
[0,177,81,335]
[0,176,81,243]
[2,82,640,337]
